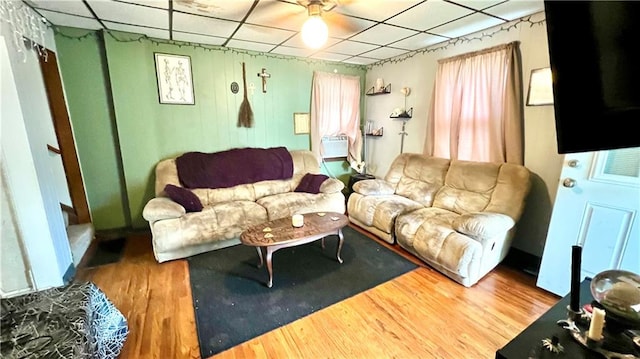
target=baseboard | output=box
[502,248,541,277]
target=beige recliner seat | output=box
[347,153,530,287]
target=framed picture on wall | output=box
[154,53,195,105]
[526,67,554,106]
[293,113,310,134]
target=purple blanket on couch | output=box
[175,147,294,189]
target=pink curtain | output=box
[424,42,523,164]
[310,71,362,165]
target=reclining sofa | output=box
[347,153,531,287]
[143,147,345,262]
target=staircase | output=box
[62,209,94,267]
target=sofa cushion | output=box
[257,192,345,220]
[295,173,329,194]
[347,193,423,235]
[433,160,502,214]
[395,207,482,278]
[152,201,268,252]
[164,185,203,212]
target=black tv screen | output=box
[544,1,640,154]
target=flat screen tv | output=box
[543,1,640,154]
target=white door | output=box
[537,148,640,297]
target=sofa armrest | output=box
[142,197,186,222]
[320,178,345,194]
[452,212,515,242]
[353,179,396,195]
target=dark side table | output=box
[496,279,603,358]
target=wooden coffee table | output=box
[240,212,349,288]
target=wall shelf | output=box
[365,83,391,96]
[390,107,413,119]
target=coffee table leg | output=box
[265,247,274,288]
[336,228,344,264]
[255,247,264,268]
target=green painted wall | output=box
[56,28,365,229]
[55,28,129,230]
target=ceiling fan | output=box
[268,0,360,49]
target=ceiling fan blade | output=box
[324,12,362,37]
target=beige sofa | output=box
[348,154,530,287]
[142,149,345,262]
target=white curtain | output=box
[424,42,524,164]
[310,71,362,165]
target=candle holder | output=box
[558,305,640,359]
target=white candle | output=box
[292,214,304,228]
[588,307,605,341]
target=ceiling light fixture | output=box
[301,2,328,49]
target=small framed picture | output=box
[154,53,195,105]
[526,67,554,106]
[294,113,310,134]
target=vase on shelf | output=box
[375,78,384,93]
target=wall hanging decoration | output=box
[237,62,254,128]
[154,53,194,105]
[526,67,553,106]
[257,68,271,93]
[293,113,310,134]
[230,82,239,94]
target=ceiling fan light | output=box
[301,15,328,49]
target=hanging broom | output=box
[237,62,254,128]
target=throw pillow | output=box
[295,173,329,194]
[164,184,203,212]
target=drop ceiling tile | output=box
[233,24,295,45]
[226,39,275,53]
[104,21,169,39]
[336,0,423,22]
[430,12,505,38]
[281,34,341,50]
[324,40,379,56]
[27,0,93,17]
[172,31,226,46]
[350,24,418,46]
[38,10,103,30]
[360,46,408,60]
[450,0,505,11]
[246,1,308,31]
[87,0,168,28]
[342,56,378,65]
[484,1,545,21]
[386,0,473,31]
[173,12,238,38]
[269,46,316,58]
[308,52,351,62]
[390,32,448,50]
[117,0,169,9]
[173,0,254,21]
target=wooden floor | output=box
[76,225,560,359]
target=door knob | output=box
[562,178,577,188]
[568,159,580,168]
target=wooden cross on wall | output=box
[257,68,271,93]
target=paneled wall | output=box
[55,28,366,229]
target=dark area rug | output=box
[86,237,127,267]
[188,225,417,358]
